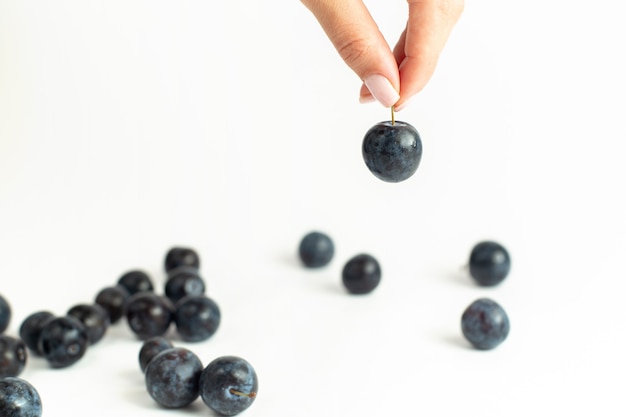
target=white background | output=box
[1,1,626,416]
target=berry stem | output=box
[391,106,395,125]
[229,388,257,399]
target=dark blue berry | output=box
[139,336,174,373]
[38,316,89,368]
[0,335,27,377]
[342,254,382,294]
[0,377,43,417]
[298,231,335,268]
[145,347,203,409]
[117,270,154,295]
[199,356,258,416]
[19,311,55,355]
[165,247,200,272]
[362,120,422,182]
[95,285,130,324]
[67,304,110,345]
[174,295,221,343]
[461,298,510,350]
[0,294,11,334]
[125,293,174,340]
[165,270,206,304]
[469,241,511,286]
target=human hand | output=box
[301,0,463,111]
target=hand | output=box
[301,0,463,110]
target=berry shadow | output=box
[446,264,477,288]
[441,333,473,350]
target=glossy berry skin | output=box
[125,293,174,340]
[165,270,206,304]
[461,298,510,350]
[199,356,258,416]
[362,120,422,183]
[469,241,511,286]
[0,294,11,334]
[165,247,200,272]
[38,316,89,368]
[19,311,55,355]
[174,295,221,342]
[117,270,154,295]
[342,254,382,295]
[67,304,110,345]
[139,336,174,373]
[0,377,43,417]
[298,231,335,268]
[95,285,130,324]
[145,347,203,409]
[0,335,27,377]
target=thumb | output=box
[302,0,400,107]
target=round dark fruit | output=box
[342,254,382,295]
[0,335,27,377]
[125,292,174,340]
[199,356,258,416]
[461,298,510,350]
[19,311,55,355]
[144,347,203,409]
[139,336,174,373]
[38,316,89,368]
[469,241,511,286]
[0,377,43,417]
[298,231,335,268]
[362,120,422,183]
[0,294,11,334]
[164,247,200,272]
[117,270,154,295]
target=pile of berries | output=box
[0,246,257,417]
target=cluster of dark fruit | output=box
[120,248,221,343]
[299,232,512,350]
[0,295,43,417]
[15,246,218,372]
[139,336,258,415]
[0,246,230,417]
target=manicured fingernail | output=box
[359,94,376,104]
[363,75,400,108]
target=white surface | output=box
[1,1,626,415]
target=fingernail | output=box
[359,94,376,104]
[363,75,400,108]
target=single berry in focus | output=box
[19,311,55,355]
[139,336,174,373]
[468,241,511,286]
[67,304,110,345]
[0,335,27,377]
[0,377,43,417]
[174,295,221,343]
[0,294,11,334]
[165,247,200,272]
[95,285,130,324]
[461,298,510,350]
[38,316,89,368]
[199,356,258,416]
[362,120,422,183]
[117,270,154,295]
[125,292,174,340]
[298,231,335,268]
[165,270,206,304]
[342,254,382,295]
[145,347,203,409]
